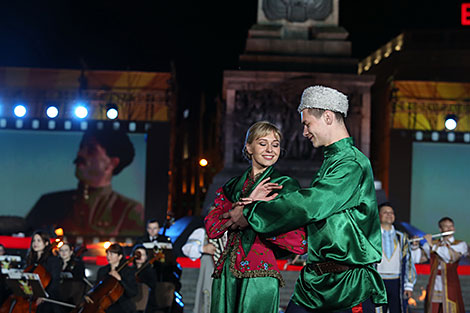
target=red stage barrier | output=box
[2,236,469,274]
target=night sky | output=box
[0,0,465,94]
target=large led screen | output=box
[411,142,470,242]
[0,129,146,237]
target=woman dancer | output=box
[205,121,307,313]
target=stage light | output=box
[199,158,208,167]
[15,120,24,129]
[444,114,458,130]
[55,227,64,237]
[103,241,111,249]
[32,119,40,129]
[464,133,470,143]
[85,268,92,278]
[48,120,56,130]
[106,104,118,120]
[415,131,423,141]
[46,106,59,118]
[13,104,27,117]
[74,104,88,119]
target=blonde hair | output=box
[242,121,282,160]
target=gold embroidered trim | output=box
[212,229,285,287]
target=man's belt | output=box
[307,261,362,275]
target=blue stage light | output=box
[444,114,458,131]
[106,107,118,120]
[13,105,27,118]
[46,106,59,119]
[106,103,118,120]
[74,105,88,119]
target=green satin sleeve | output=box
[245,158,370,235]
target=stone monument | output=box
[202,0,375,213]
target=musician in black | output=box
[57,242,86,312]
[27,230,62,313]
[0,244,7,307]
[131,245,158,313]
[95,243,138,313]
[135,220,170,244]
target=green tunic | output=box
[244,137,387,311]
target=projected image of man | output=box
[26,128,144,240]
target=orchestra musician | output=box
[57,243,86,312]
[0,244,8,307]
[27,230,62,313]
[92,243,138,313]
[131,245,157,313]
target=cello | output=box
[72,248,139,313]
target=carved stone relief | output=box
[229,78,363,165]
[262,0,333,22]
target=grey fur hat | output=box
[297,86,349,117]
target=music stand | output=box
[0,255,21,274]
[5,272,48,313]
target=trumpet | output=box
[409,230,455,242]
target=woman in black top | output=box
[26,230,62,313]
[58,242,86,312]
[131,245,157,313]
[95,243,137,313]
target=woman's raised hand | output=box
[249,177,282,201]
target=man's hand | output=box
[424,234,432,246]
[248,178,282,201]
[221,204,249,231]
[203,243,216,255]
[404,290,412,299]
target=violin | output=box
[72,252,139,313]
[135,249,165,281]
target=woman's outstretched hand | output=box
[249,177,282,201]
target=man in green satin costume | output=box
[225,86,387,312]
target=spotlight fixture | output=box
[106,103,118,120]
[46,106,59,119]
[13,104,27,117]
[74,104,88,119]
[444,114,458,131]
